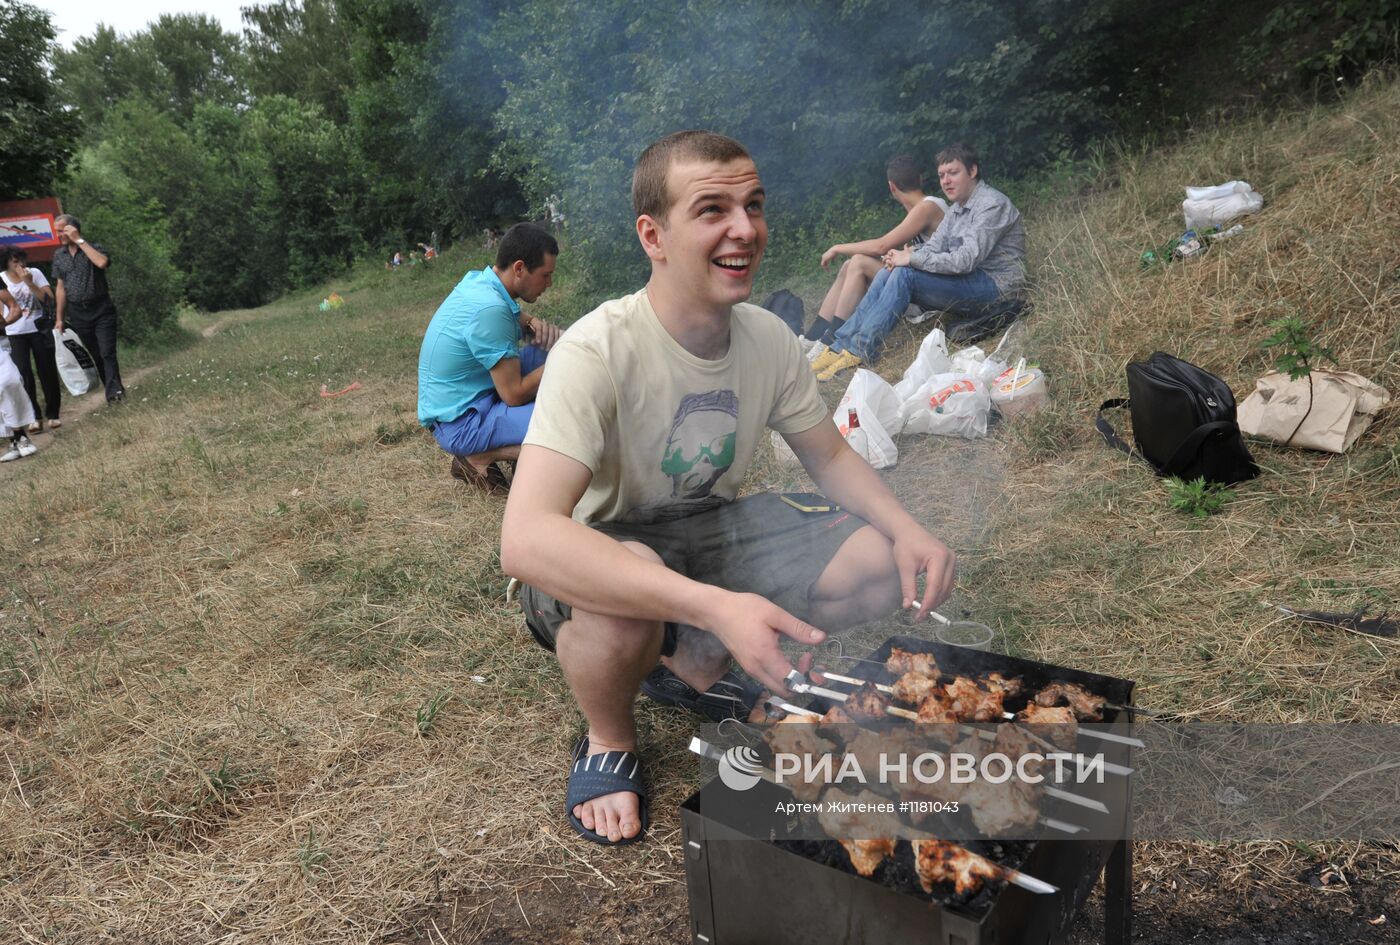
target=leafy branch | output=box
[1260,316,1336,446]
[1261,316,1334,380]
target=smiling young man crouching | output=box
[500,131,957,846]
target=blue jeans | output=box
[831,267,1000,361]
[431,345,546,456]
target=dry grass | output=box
[4,77,1400,942]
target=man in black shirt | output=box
[52,214,125,403]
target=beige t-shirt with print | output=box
[524,288,830,525]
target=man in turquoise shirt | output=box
[418,223,561,493]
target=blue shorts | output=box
[430,345,546,457]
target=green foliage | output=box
[298,826,331,880]
[30,0,1400,312]
[1262,316,1336,380]
[1248,1,1400,86]
[0,0,79,198]
[1167,477,1235,519]
[414,692,450,736]
[64,144,185,343]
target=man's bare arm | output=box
[54,280,65,331]
[782,421,956,618]
[500,445,825,692]
[820,201,945,268]
[488,358,544,407]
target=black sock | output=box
[819,317,846,344]
[803,316,832,341]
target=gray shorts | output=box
[520,493,869,655]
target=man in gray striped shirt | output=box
[812,143,1027,380]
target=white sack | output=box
[54,328,98,396]
[0,352,36,430]
[894,328,952,402]
[834,369,900,468]
[1182,180,1263,231]
[899,372,991,438]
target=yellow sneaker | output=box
[817,351,862,381]
[809,348,842,373]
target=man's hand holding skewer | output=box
[892,527,956,621]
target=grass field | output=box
[3,77,1398,943]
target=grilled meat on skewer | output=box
[839,838,896,878]
[1017,703,1078,751]
[914,839,1004,895]
[822,704,856,724]
[915,690,960,725]
[844,681,893,720]
[984,672,1024,698]
[886,647,941,677]
[1035,681,1107,721]
[950,729,1042,835]
[944,677,1006,722]
[889,672,1004,723]
[765,716,836,803]
[892,670,942,704]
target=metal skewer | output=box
[768,690,1112,816]
[689,736,1073,887]
[813,669,1146,751]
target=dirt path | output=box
[2,318,229,475]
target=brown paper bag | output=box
[1237,370,1390,453]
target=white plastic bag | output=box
[834,369,900,468]
[893,328,952,402]
[1182,180,1263,231]
[835,369,902,436]
[899,372,991,438]
[54,328,98,396]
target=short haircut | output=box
[495,222,558,271]
[633,131,751,223]
[55,213,81,232]
[935,143,981,179]
[0,247,28,267]
[885,155,923,192]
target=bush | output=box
[63,144,185,344]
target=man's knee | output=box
[810,526,902,616]
[851,255,881,276]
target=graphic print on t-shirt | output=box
[659,389,738,500]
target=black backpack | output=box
[761,289,805,336]
[1096,352,1259,485]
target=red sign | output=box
[0,197,63,263]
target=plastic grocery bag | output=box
[1182,180,1263,231]
[834,369,900,468]
[899,372,992,438]
[1237,371,1390,453]
[53,328,98,396]
[894,329,952,402]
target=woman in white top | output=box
[1,247,60,432]
[0,281,38,461]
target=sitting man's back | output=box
[417,222,563,494]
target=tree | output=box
[0,0,79,199]
[243,0,354,124]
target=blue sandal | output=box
[565,736,649,846]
